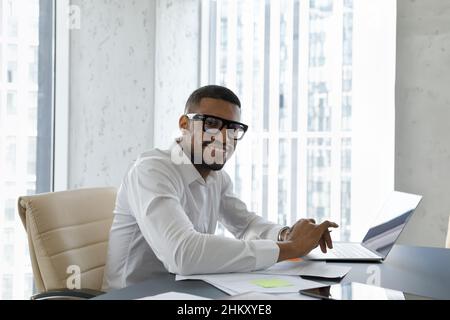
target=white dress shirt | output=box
[102,142,282,291]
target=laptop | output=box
[306,191,423,262]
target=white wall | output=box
[351,0,397,241]
[68,0,200,188]
[396,0,450,248]
[69,0,156,188]
[153,0,201,148]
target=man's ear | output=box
[179,115,189,132]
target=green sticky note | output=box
[250,279,294,289]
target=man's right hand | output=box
[277,219,339,262]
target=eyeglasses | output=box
[185,113,249,141]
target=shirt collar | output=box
[170,141,219,186]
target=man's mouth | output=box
[203,142,231,153]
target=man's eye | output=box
[205,118,222,128]
[228,124,243,132]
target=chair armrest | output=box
[31,289,105,300]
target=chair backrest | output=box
[446,216,450,249]
[18,188,116,293]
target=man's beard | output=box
[190,141,231,171]
[201,162,226,171]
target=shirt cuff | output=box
[251,240,280,271]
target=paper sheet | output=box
[250,278,294,288]
[137,291,319,301]
[137,292,211,300]
[253,260,351,279]
[225,292,317,300]
[176,273,323,294]
[203,280,238,295]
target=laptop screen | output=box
[362,192,422,258]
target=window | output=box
[4,181,15,188]
[202,0,396,241]
[28,92,38,134]
[0,1,2,36]
[6,91,17,115]
[6,1,18,36]
[7,44,17,58]
[26,181,36,196]
[24,273,34,299]
[0,45,2,80]
[28,46,38,85]
[0,0,54,300]
[4,199,15,222]
[27,137,37,176]
[3,244,14,266]
[1,275,13,300]
[6,62,17,83]
[5,136,16,173]
[4,228,15,243]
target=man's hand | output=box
[277,219,339,262]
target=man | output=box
[103,85,338,291]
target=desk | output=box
[94,245,450,300]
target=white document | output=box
[176,273,323,294]
[224,292,285,300]
[228,292,320,300]
[137,292,211,300]
[203,280,238,295]
[253,260,351,279]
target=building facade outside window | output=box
[0,0,53,300]
[202,0,396,242]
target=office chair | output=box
[18,188,116,300]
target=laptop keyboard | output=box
[329,244,380,259]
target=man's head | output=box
[184,85,242,114]
[178,85,247,172]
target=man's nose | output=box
[210,128,228,143]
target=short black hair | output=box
[185,85,241,113]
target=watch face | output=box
[278,227,289,241]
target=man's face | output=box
[180,98,242,171]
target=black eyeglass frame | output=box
[185,113,249,141]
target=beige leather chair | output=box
[446,216,450,249]
[18,187,116,300]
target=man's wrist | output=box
[276,241,296,262]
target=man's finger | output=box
[319,238,327,253]
[318,221,339,233]
[308,218,316,224]
[323,230,333,249]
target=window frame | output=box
[52,0,70,191]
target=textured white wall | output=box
[153,0,201,148]
[396,0,450,248]
[68,0,200,188]
[69,0,156,188]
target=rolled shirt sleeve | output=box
[219,170,285,243]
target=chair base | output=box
[31,289,105,300]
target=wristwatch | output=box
[278,226,290,242]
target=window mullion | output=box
[267,0,280,224]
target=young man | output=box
[103,85,338,291]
